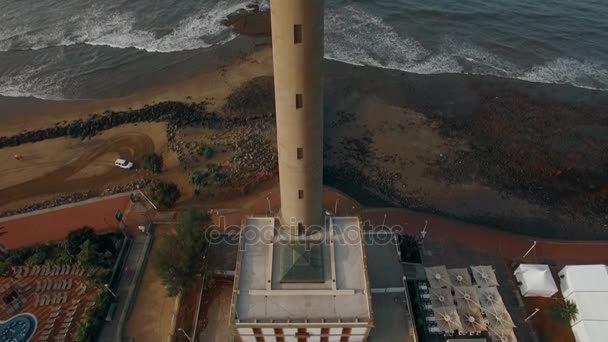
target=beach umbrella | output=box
[485,304,516,330]
[477,286,504,308]
[425,266,451,288]
[432,306,463,334]
[471,265,499,287]
[489,327,517,342]
[448,268,473,286]
[457,306,487,334]
[454,286,481,309]
[429,287,454,308]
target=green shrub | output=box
[140,153,163,173]
[147,180,180,209]
[198,145,214,160]
[190,171,205,186]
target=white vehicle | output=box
[114,158,134,169]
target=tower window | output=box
[297,148,303,160]
[298,189,304,199]
[294,24,302,44]
[298,222,305,235]
[296,94,303,108]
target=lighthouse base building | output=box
[230,216,373,342]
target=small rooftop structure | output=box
[514,264,558,298]
[425,266,451,288]
[471,265,499,287]
[558,264,608,342]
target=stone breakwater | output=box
[0,179,150,218]
[0,101,270,149]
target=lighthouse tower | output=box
[271,0,325,235]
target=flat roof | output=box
[364,233,404,289]
[233,217,372,323]
[369,293,416,342]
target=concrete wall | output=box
[270,0,325,233]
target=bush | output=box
[140,153,163,173]
[197,145,214,160]
[147,180,180,209]
[190,171,204,186]
[75,291,113,342]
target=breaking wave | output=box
[0,0,264,53]
[324,6,608,90]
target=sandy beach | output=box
[1,10,607,239]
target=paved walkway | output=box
[98,232,151,342]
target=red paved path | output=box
[0,194,131,249]
[242,185,608,265]
[362,208,608,265]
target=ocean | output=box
[1,0,607,100]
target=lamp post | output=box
[334,198,339,215]
[382,214,387,228]
[524,307,540,322]
[103,284,117,298]
[178,328,192,342]
[523,240,537,259]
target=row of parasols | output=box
[420,265,517,342]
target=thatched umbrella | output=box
[429,287,454,308]
[489,327,517,342]
[485,304,516,330]
[471,265,499,287]
[478,286,504,308]
[432,306,463,334]
[457,306,487,334]
[454,286,481,310]
[425,266,451,288]
[448,268,473,286]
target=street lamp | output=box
[103,284,117,298]
[523,240,537,259]
[178,328,192,342]
[266,196,271,216]
[524,307,540,322]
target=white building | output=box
[558,265,608,342]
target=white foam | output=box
[324,6,429,71]
[323,5,607,90]
[520,58,608,90]
[0,0,263,53]
[0,64,67,100]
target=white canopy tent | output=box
[558,265,608,342]
[514,264,558,297]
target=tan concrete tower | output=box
[271,0,325,233]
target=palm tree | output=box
[549,299,578,324]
